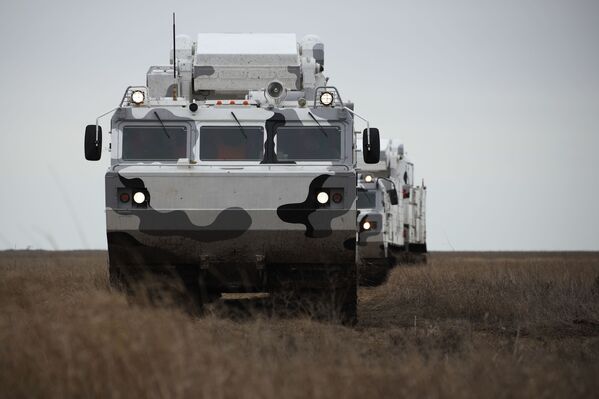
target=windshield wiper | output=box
[230,112,247,139]
[308,112,328,137]
[153,111,171,139]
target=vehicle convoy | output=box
[84,32,380,323]
[355,140,427,283]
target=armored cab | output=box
[84,33,381,323]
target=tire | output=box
[317,263,357,325]
[358,260,390,287]
[267,263,358,325]
[337,268,358,325]
[108,262,135,293]
[109,262,204,315]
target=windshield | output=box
[122,126,187,160]
[276,126,341,160]
[357,190,377,209]
[200,126,264,161]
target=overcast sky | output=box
[1,0,598,250]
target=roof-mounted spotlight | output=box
[319,91,334,106]
[131,90,145,105]
[265,80,287,106]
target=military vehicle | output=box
[356,140,398,285]
[356,174,398,285]
[385,141,427,260]
[84,31,380,323]
[356,139,427,279]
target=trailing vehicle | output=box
[385,141,427,261]
[356,174,398,285]
[356,141,398,285]
[356,140,427,280]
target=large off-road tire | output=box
[388,245,428,266]
[358,260,390,287]
[268,263,357,325]
[313,263,358,325]
[108,262,136,293]
[334,264,358,325]
[109,263,204,315]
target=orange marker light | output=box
[229,100,236,105]
[216,100,223,105]
[243,100,249,106]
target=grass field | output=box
[1,251,598,398]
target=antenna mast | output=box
[172,12,176,79]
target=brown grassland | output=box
[1,251,599,398]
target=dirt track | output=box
[1,251,598,398]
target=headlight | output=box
[364,175,373,183]
[131,90,145,105]
[316,191,329,204]
[133,191,146,204]
[319,91,334,106]
[362,220,378,231]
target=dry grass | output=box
[1,251,599,398]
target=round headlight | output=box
[316,191,329,204]
[131,90,145,105]
[319,91,334,106]
[133,191,146,204]
[364,175,373,183]
[362,221,371,230]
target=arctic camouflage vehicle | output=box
[355,141,399,285]
[84,31,380,323]
[356,140,427,281]
[356,174,397,285]
[385,141,427,258]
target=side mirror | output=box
[362,128,380,164]
[388,188,399,205]
[85,125,102,161]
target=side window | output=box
[122,126,188,160]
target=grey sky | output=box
[1,0,598,250]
